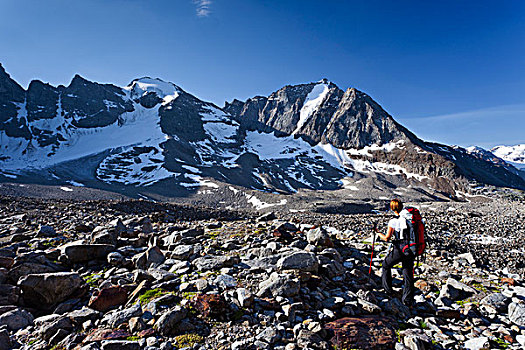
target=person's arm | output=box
[377,226,395,242]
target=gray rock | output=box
[463,336,489,350]
[107,252,125,266]
[134,246,165,269]
[40,316,73,341]
[170,245,194,260]
[236,288,253,308]
[0,329,11,350]
[104,303,142,328]
[455,252,476,265]
[257,272,300,297]
[508,301,525,327]
[153,306,188,336]
[306,227,333,247]
[101,340,140,350]
[480,293,509,312]
[277,251,319,273]
[439,278,476,301]
[18,272,85,308]
[257,327,281,344]
[0,284,19,305]
[38,225,57,237]
[0,308,33,331]
[62,243,115,264]
[193,255,239,271]
[215,274,237,289]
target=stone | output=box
[67,307,101,325]
[0,284,19,305]
[439,278,477,301]
[277,251,319,273]
[133,246,165,269]
[193,255,239,271]
[508,301,525,327]
[0,329,11,350]
[456,252,476,265]
[38,225,57,237]
[0,308,33,331]
[480,293,509,312]
[170,244,194,260]
[89,286,128,312]
[257,272,300,298]
[101,340,140,350]
[193,294,227,319]
[214,274,237,290]
[325,316,397,350]
[40,316,73,341]
[0,257,14,269]
[62,243,115,264]
[107,252,125,266]
[306,227,333,247]
[103,303,142,328]
[236,288,254,308]
[463,336,489,350]
[257,327,281,344]
[83,328,133,342]
[153,306,188,336]
[18,272,85,308]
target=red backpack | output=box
[399,207,426,257]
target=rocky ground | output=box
[0,194,524,350]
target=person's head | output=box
[390,199,403,214]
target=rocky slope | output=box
[1,63,525,202]
[0,195,524,349]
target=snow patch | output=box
[60,187,73,192]
[245,193,287,210]
[293,83,330,135]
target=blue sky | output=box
[1,0,523,148]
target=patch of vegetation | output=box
[232,308,247,321]
[126,336,141,341]
[83,272,103,288]
[181,291,197,300]
[174,333,204,348]
[205,230,220,239]
[418,320,428,329]
[493,338,509,349]
[138,288,169,305]
[471,282,488,293]
[456,298,479,306]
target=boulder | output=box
[277,251,319,273]
[0,308,34,331]
[101,340,140,350]
[153,306,188,336]
[439,278,476,301]
[38,225,57,237]
[306,227,333,247]
[0,284,19,305]
[18,272,85,308]
[133,246,165,269]
[257,272,300,297]
[193,255,239,271]
[508,301,525,327]
[170,244,194,260]
[61,243,115,264]
[480,293,509,313]
[325,316,397,350]
[89,286,128,312]
[0,329,11,350]
[463,337,490,350]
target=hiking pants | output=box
[381,245,415,305]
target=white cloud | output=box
[193,0,212,17]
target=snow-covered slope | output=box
[492,144,525,169]
[1,63,525,199]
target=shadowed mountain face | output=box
[1,63,524,202]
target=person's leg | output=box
[401,255,415,305]
[382,248,402,294]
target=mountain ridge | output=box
[1,63,524,207]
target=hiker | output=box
[376,199,415,306]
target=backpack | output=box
[397,207,426,257]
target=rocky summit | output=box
[1,63,524,207]
[0,194,524,349]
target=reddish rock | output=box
[436,308,461,319]
[0,257,14,269]
[83,328,132,342]
[89,286,128,312]
[325,316,397,350]
[193,294,227,319]
[501,278,516,286]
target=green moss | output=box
[471,282,489,293]
[181,291,197,300]
[126,336,141,341]
[494,338,509,349]
[83,272,103,288]
[174,333,204,348]
[138,288,169,305]
[418,320,428,329]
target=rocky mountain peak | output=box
[0,63,25,102]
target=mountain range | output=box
[1,63,524,208]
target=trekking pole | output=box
[368,220,378,283]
